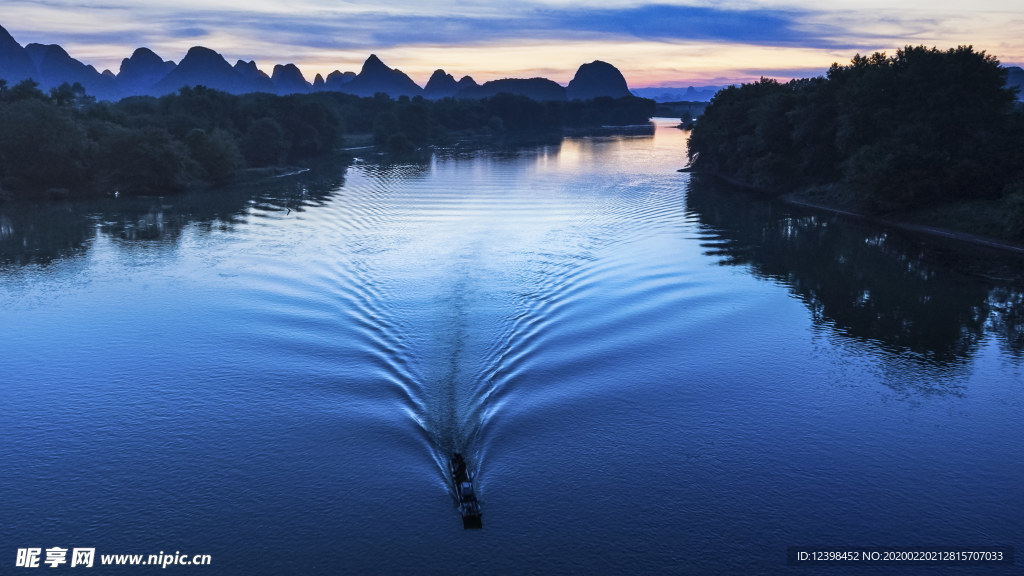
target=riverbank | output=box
[686,170,1024,256]
[785,185,1024,255]
[1,83,655,201]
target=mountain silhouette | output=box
[629,85,723,102]
[24,43,119,100]
[151,46,250,95]
[1008,66,1024,100]
[566,60,631,100]
[324,70,357,91]
[340,54,423,97]
[118,47,176,96]
[232,60,275,93]
[271,63,310,94]
[0,22,647,102]
[0,24,37,83]
[458,77,566,101]
[424,69,459,99]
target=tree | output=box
[241,117,289,166]
[4,79,47,102]
[98,126,198,194]
[0,99,93,193]
[185,128,245,184]
[49,82,94,108]
[373,110,401,145]
[688,45,1022,211]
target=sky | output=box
[1,1,1022,88]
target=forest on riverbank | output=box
[0,80,654,200]
[686,46,1024,240]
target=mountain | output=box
[0,24,37,84]
[566,61,631,100]
[271,63,310,94]
[341,54,422,98]
[635,67,1024,102]
[324,70,356,91]
[424,69,459,99]
[1,23,649,103]
[118,47,176,96]
[24,43,119,99]
[1007,66,1024,100]
[233,60,275,93]
[152,46,248,95]
[630,85,725,102]
[457,77,566,101]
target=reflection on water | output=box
[7,136,1019,378]
[4,137,1022,382]
[0,157,349,267]
[685,174,1024,365]
[4,132,1019,391]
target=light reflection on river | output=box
[1,120,1021,574]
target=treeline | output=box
[0,80,344,198]
[369,91,654,152]
[687,46,1024,228]
[0,79,654,199]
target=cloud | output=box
[2,2,868,54]
[169,26,209,39]
[546,5,816,46]
[161,4,845,50]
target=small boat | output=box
[450,453,482,529]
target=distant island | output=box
[0,23,655,201]
[687,46,1024,243]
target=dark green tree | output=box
[689,45,1022,212]
[98,126,198,194]
[241,117,289,166]
[4,79,47,102]
[0,99,93,193]
[185,128,245,184]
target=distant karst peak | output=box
[567,60,631,100]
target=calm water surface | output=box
[2,120,1022,574]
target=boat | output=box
[449,453,482,529]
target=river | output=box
[2,119,1021,574]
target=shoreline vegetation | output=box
[0,79,654,201]
[686,46,1024,248]
[782,190,1024,256]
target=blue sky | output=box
[1,1,1022,86]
